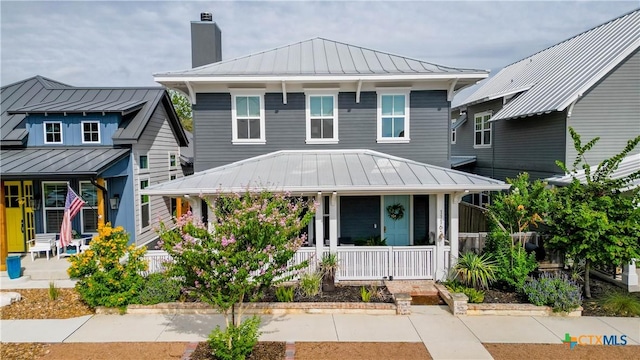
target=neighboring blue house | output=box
[451,9,639,184]
[0,76,189,252]
[144,13,509,281]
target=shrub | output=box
[600,292,640,317]
[275,286,295,302]
[208,316,261,360]
[298,272,322,297]
[360,286,372,302]
[68,223,147,308]
[485,231,538,291]
[136,273,181,305]
[48,282,59,301]
[522,272,582,312]
[453,252,496,290]
[444,281,485,303]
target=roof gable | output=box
[459,9,640,121]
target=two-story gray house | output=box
[451,9,639,183]
[146,13,509,280]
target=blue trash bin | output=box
[6,256,21,279]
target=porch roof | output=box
[0,147,130,179]
[143,150,508,196]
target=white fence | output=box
[142,246,439,281]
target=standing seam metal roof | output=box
[1,77,187,146]
[142,150,508,196]
[459,9,640,121]
[154,37,487,77]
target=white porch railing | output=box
[335,246,438,280]
[142,246,440,281]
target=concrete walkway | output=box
[2,273,639,359]
[2,306,638,360]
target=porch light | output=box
[109,194,120,210]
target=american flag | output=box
[59,185,86,247]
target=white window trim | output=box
[376,90,410,144]
[305,91,339,144]
[473,111,492,149]
[138,152,149,172]
[78,181,98,234]
[231,91,266,145]
[139,177,151,232]
[81,121,101,144]
[168,151,178,169]
[42,181,66,233]
[43,121,63,144]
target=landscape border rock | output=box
[97,301,397,315]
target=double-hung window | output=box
[79,182,99,233]
[42,182,66,233]
[232,93,265,144]
[44,121,63,144]
[139,154,149,170]
[82,121,100,143]
[377,92,410,143]
[474,111,492,148]
[306,93,338,144]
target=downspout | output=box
[91,178,109,223]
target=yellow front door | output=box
[4,181,25,252]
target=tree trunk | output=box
[584,260,591,298]
[322,271,335,292]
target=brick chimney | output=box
[191,12,222,68]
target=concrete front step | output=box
[23,269,71,281]
[384,280,439,296]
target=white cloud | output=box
[1,1,637,89]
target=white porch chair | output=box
[28,234,56,261]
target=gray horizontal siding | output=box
[568,49,640,166]
[452,98,566,181]
[193,90,450,172]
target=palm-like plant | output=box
[453,252,497,290]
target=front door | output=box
[383,195,410,246]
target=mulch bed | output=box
[255,285,394,303]
[190,341,284,360]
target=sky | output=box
[1,1,638,104]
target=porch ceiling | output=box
[143,149,508,196]
[0,147,130,179]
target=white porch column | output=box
[315,193,324,261]
[186,197,202,223]
[435,193,446,281]
[428,195,437,244]
[622,259,639,291]
[449,193,463,270]
[329,192,338,254]
[207,197,216,233]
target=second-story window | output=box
[169,152,177,168]
[140,179,150,229]
[139,154,149,170]
[82,121,100,143]
[232,94,265,144]
[44,121,63,144]
[377,92,410,143]
[306,94,338,144]
[474,111,492,148]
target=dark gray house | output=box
[147,13,509,281]
[451,9,640,182]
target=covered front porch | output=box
[143,149,508,281]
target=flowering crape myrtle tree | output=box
[158,190,316,358]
